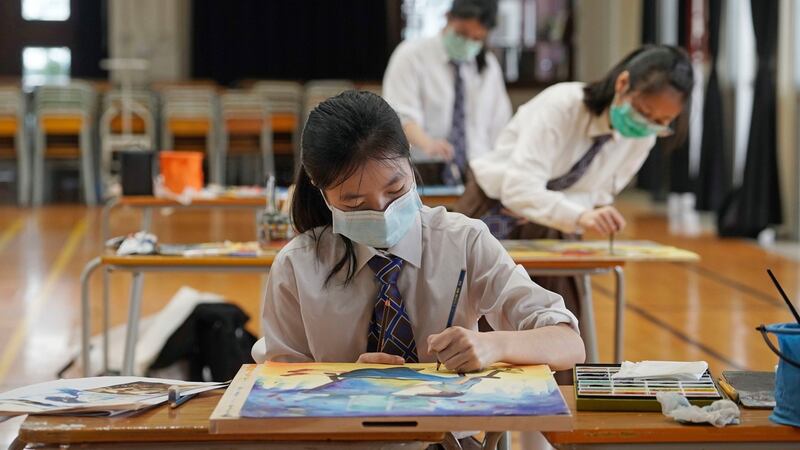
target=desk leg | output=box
[102,266,111,374]
[613,266,625,363]
[119,206,152,375]
[101,197,119,243]
[580,275,599,363]
[498,432,510,450]
[142,206,153,231]
[122,272,145,375]
[483,432,504,450]
[80,257,102,377]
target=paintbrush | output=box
[437,269,467,371]
[766,269,800,324]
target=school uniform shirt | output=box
[251,205,578,363]
[470,82,657,233]
[382,35,512,162]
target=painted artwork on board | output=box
[239,362,569,418]
[501,239,699,261]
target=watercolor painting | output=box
[501,239,699,261]
[238,362,569,418]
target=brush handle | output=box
[445,270,467,328]
[767,269,800,324]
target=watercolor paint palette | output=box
[574,364,723,412]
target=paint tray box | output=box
[210,363,573,434]
[574,364,723,412]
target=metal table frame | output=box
[526,267,625,364]
[81,256,271,377]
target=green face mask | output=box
[442,28,483,62]
[609,101,670,138]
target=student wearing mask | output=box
[382,0,511,186]
[456,45,694,320]
[252,91,584,378]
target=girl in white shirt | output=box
[383,0,511,186]
[252,91,584,376]
[455,45,694,321]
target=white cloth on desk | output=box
[612,360,709,381]
[657,392,741,427]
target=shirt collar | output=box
[353,211,423,274]
[588,108,615,139]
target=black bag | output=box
[149,303,257,382]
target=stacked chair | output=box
[32,82,98,205]
[251,81,304,184]
[160,86,221,184]
[0,86,28,205]
[99,89,158,196]
[220,89,273,185]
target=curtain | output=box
[192,0,394,85]
[635,0,667,198]
[668,0,692,193]
[694,0,727,211]
[730,0,782,235]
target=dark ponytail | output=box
[291,90,411,285]
[583,45,694,116]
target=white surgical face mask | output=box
[321,187,422,248]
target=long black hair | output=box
[449,0,499,73]
[292,90,411,285]
[583,45,694,146]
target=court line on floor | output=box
[0,217,24,254]
[0,217,89,384]
[592,283,745,370]
[677,262,785,309]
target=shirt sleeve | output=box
[465,223,579,333]
[382,43,424,126]
[252,251,314,363]
[498,104,591,233]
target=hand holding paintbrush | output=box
[435,269,467,371]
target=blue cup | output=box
[758,323,800,427]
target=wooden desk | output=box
[81,240,699,376]
[15,391,445,450]
[504,240,699,364]
[543,386,800,449]
[102,192,463,241]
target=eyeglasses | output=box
[629,100,675,138]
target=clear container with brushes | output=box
[258,175,295,248]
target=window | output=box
[22,47,71,87]
[402,0,451,40]
[21,0,70,21]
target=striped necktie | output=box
[443,61,467,186]
[546,134,613,191]
[366,254,419,362]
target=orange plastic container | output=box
[159,151,204,195]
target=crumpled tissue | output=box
[657,392,741,427]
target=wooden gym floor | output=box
[0,191,794,446]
